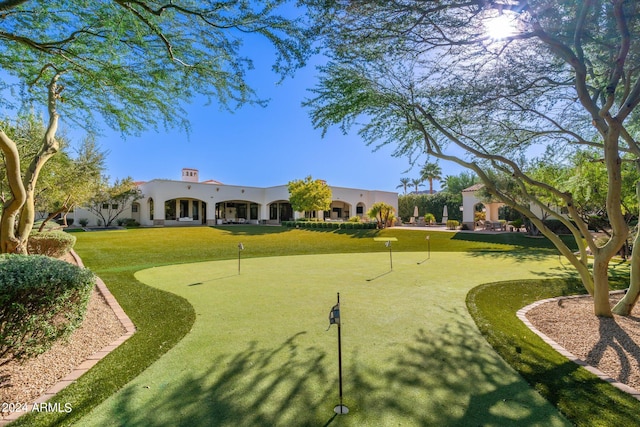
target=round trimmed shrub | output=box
[28,230,76,258]
[0,255,95,363]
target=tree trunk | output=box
[38,203,68,232]
[612,178,640,315]
[592,122,627,316]
[593,256,613,317]
[15,74,61,248]
[0,130,27,254]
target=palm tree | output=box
[441,172,478,194]
[396,177,411,194]
[420,162,442,194]
[410,178,423,193]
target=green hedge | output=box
[0,255,95,363]
[28,230,76,258]
[281,221,377,230]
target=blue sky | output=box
[72,52,466,193]
[6,12,467,194]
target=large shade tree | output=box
[0,0,311,253]
[287,176,332,218]
[304,0,640,316]
[35,136,106,230]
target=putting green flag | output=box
[329,302,340,327]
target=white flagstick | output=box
[418,234,431,264]
[237,242,244,274]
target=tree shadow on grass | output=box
[345,308,570,426]
[212,225,295,236]
[451,232,577,251]
[469,279,640,425]
[104,332,335,427]
[586,317,640,385]
[464,248,569,263]
[98,309,569,426]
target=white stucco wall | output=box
[72,178,398,227]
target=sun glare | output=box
[486,14,518,40]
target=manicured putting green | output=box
[81,252,571,426]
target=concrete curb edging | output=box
[1,250,136,426]
[517,291,640,401]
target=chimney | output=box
[181,168,199,183]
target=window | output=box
[356,205,364,215]
[250,203,259,220]
[132,204,139,213]
[280,203,292,221]
[192,201,199,221]
[180,200,189,218]
[237,203,247,220]
[112,204,118,210]
[165,200,176,220]
[102,203,109,209]
[270,204,278,220]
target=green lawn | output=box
[12,226,632,426]
[467,273,640,427]
[79,252,569,426]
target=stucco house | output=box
[461,184,505,230]
[72,168,398,227]
[461,183,567,230]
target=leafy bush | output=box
[398,193,462,222]
[283,221,374,230]
[542,219,576,234]
[28,231,76,258]
[33,220,62,232]
[117,218,140,227]
[56,218,74,226]
[348,216,361,223]
[0,255,95,363]
[424,213,435,224]
[79,218,89,227]
[510,218,524,229]
[446,220,460,230]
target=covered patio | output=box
[461,184,506,231]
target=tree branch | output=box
[0,0,28,11]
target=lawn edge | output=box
[466,279,640,427]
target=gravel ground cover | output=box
[526,293,640,392]
[0,288,125,419]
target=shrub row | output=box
[117,218,140,227]
[28,230,76,258]
[282,221,377,230]
[0,255,95,363]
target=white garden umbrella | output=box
[442,205,448,222]
[413,206,419,218]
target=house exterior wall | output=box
[72,178,398,227]
[462,184,567,230]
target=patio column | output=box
[153,199,165,226]
[206,200,217,226]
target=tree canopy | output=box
[0,0,312,131]
[367,201,396,229]
[287,176,332,217]
[87,177,141,228]
[0,0,312,253]
[420,162,442,194]
[303,0,640,316]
